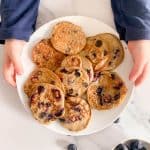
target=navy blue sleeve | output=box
[111,0,150,41]
[0,0,40,44]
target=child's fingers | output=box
[3,58,16,87]
[3,66,16,87]
[135,63,150,86]
[11,53,23,75]
[129,59,145,82]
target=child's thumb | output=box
[12,55,23,75]
[129,60,145,82]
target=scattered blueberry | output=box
[114,143,128,150]
[114,118,120,124]
[67,144,77,150]
[140,147,147,150]
[129,140,144,150]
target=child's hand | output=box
[128,40,150,86]
[3,39,26,87]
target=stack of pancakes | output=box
[24,21,127,131]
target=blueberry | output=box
[113,82,123,90]
[114,118,120,124]
[86,69,91,74]
[129,140,144,149]
[104,50,108,56]
[40,102,44,106]
[103,94,112,103]
[118,82,123,87]
[52,89,61,99]
[67,89,74,96]
[38,102,45,108]
[108,61,112,66]
[60,68,68,73]
[96,86,103,96]
[113,86,121,90]
[111,73,116,80]
[92,52,97,58]
[99,97,104,106]
[39,112,47,119]
[45,102,51,107]
[114,93,120,100]
[54,108,64,117]
[74,69,81,77]
[113,55,117,59]
[37,86,45,94]
[114,144,128,150]
[115,49,120,54]
[50,80,55,84]
[73,106,81,112]
[96,72,102,77]
[67,144,77,150]
[95,40,102,47]
[59,118,65,122]
[47,114,53,120]
[140,147,147,150]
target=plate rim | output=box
[16,15,134,136]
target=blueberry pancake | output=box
[55,67,89,97]
[61,55,94,82]
[61,55,82,68]
[24,68,65,97]
[30,83,65,124]
[51,21,86,55]
[80,35,109,71]
[99,33,124,71]
[59,97,91,131]
[32,39,65,71]
[87,71,127,110]
[81,56,94,82]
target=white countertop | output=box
[0,0,150,149]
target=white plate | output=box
[16,16,134,136]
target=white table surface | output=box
[0,0,150,149]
